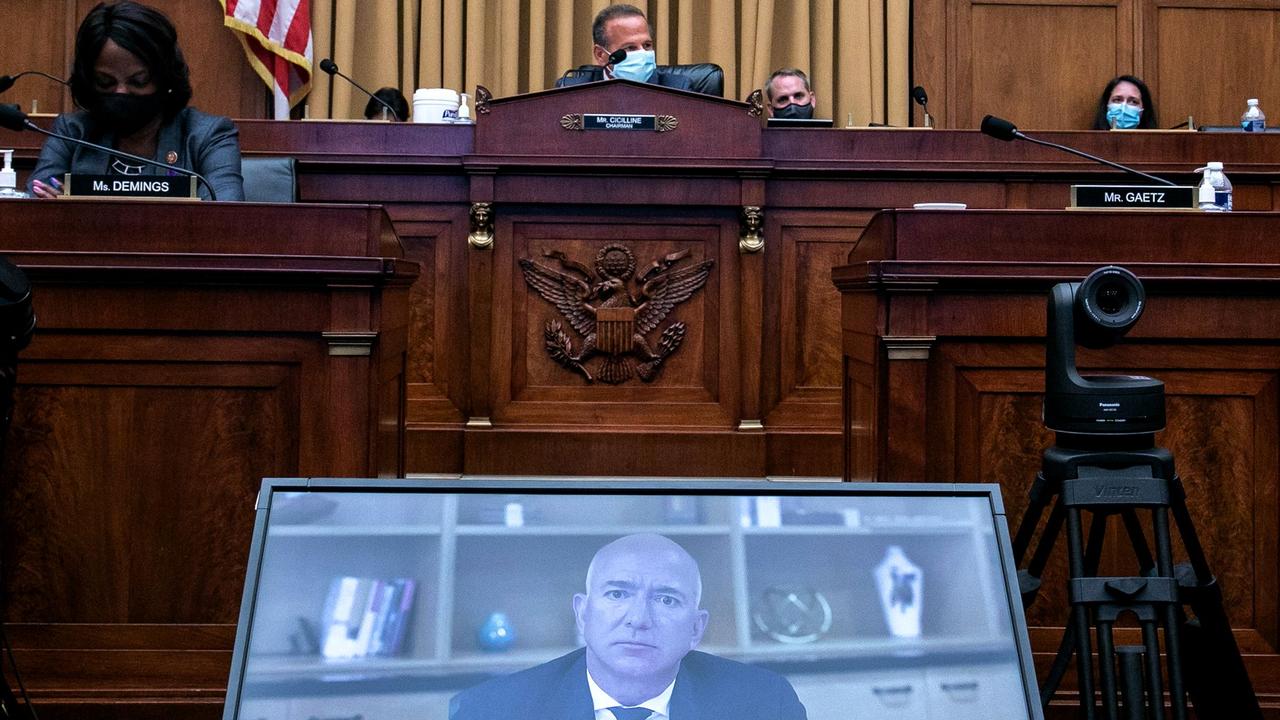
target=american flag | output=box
[222,0,312,118]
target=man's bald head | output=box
[574,533,709,704]
[585,533,703,607]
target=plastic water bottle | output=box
[1241,98,1266,132]
[1196,162,1232,211]
[0,149,30,199]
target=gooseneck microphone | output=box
[911,85,933,127]
[0,70,70,94]
[0,103,217,201]
[606,48,627,66]
[980,114,1175,187]
[318,58,403,121]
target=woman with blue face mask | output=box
[1091,75,1158,130]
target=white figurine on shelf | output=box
[874,545,923,638]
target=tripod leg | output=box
[1096,621,1119,720]
[1013,472,1057,564]
[1152,508,1187,720]
[1116,646,1147,720]
[1141,621,1166,720]
[1022,494,1067,578]
[1165,481,1261,719]
[1082,511,1109,576]
[1041,621,1079,709]
[1019,495,1069,608]
[1120,509,1155,574]
[1166,476,1212,582]
[1067,506,1098,719]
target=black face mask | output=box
[92,92,164,136]
[773,102,814,120]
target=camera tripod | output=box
[1012,431,1260,719]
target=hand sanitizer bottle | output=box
[1195,162,1232,211]
[457,93,473,123]
[1197,166,1219,211]
[0,149,31,198]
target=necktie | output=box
[609,707,653,720]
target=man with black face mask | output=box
[766,69,817,120]
[28,1,243,201]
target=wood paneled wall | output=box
[913,0,1280,130]
[1,2,1275,129]
[0,0,264,120]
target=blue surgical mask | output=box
[611,49,656,83]
[1106,102,1142,129]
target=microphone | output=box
[911,85,933,127]
[606,48,627,66]
[0,103,217,201]
[0,70,69,94]
[318,58,403,121]
[980,114,1175,186]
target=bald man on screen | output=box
[450,533,806,720]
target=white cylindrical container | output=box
[412,88,460,124]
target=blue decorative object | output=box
[478,612,516,651]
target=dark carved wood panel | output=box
[498,212,735,423]
[385,217,468,395]
[390,209,470,473]
[4,353,298,623]
[837,209,1280,713]
[0,3,72,117]
[762,211,872,476]
[0,202,412,720]
[1144,0,1280,127]
[933,341,1280,651]
[921,0,1280,131]
[956,0,1130,130]
[0,1,265,120]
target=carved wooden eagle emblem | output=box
[519,244,714,384]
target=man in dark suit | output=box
[450,533,807,720]
[554,4,692,92]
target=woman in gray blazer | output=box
[28,1,244,201]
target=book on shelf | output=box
[320,576,417,659]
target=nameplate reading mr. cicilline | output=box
[65,174,197,199]
[585,113,655,130]
[561,113,679,133]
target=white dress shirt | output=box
[587,668,676,720]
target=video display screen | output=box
[224,478,1040,720]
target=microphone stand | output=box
[1,106,216,200]
[0,71,69,94]
[318,60,402,122]
[1011,130,1176,186]
[982,115,1177,188]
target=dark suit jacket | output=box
[449,648,807,720]
[555,68,693,93]
[28,107,244,201]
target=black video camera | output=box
[1043,266,1165,434]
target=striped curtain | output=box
[307,0,909,127]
